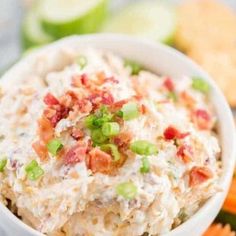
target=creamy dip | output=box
[0,46,221,236]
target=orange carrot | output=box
[223,178,236,214]
[203,224,235,236]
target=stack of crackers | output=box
[175,0,236,107]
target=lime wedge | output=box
[38,0,108,39]
[102,1,176,45]
[22,9,54,50]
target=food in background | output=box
[22,8,54,49]
[203,224,235,236]
[175,0,236,106]
[216,178,236,230]
[102,0,176,45]
[21,0,108,49]
[38,0,108,38]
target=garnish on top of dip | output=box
[0,47,220,235]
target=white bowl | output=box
[0,34,235,236]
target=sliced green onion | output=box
[102,122,120,137]
[0,158,7,172]
[100,144,120,161]
[167,91,178,102]
[91,129,108,144]
[25,160,44,181]
[85,107,113,130]
[77,55,87,69]
[192,77,210,93]
[84,115,97,129]
[116,182,137,200]
[140,157,150,174]
[119,102,139,121]
[47,139,63,156]
[125,60,142,75]
[130,140,158,156]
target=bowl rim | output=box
[0,34,235,236]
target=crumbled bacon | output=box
[44,104,70,127]
[189,166,213,187]
[140,104,147,114]
[105,76,119,84]
[193,109,212,130]
[64,142,87,165]
[43,93,59,106]
[101,91,114,105]
[164,126,190,140]
[113,131,132,149]
[87,148,112,174]
[77,99,93,113]
[71,127,84,140]
[88,91,114,108]
[163,77,174,91]
[180,91,196,108]
[177,145,193,163]
[32,140,48,161]
[38,116,54,143]
[110,99,128,113]
[60,91,78,109]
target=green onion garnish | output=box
[102,122,120,137]
[25,160,44,181]
[130,140,158,156]
[91,129,108,144]
[100,144,120,161]
[0,158,7,172]
[125,60,142,75]
[119,102,140,121]
[85,107,113,130]
[116,182,137,200]
[77,55,87,69]
[140,157,150,174]
[84,115,97,129]
[192,77,210,93]
[46,139,63,156]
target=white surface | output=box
[0,34,235,236]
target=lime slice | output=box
[22,9,54,50]
[102,1,176,45]
[38,0,108,39]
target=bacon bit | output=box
[32,140,48,161]
[193,109,212,130]
[113,99,128,109]
[47,105,70,127]
[140,104,147,114]
[132,94,143,101]
[43,93,59,106]
[101,91,114,105]
[95,71,106,85]
[60,91,78,108]
[64,142,87,165]
[113,131,132,149]
[163,77,174,91]
[180,91,196,108]
[87,148,112,174]
[80,73,89,86]
[71,128,84,140]
[189,166,213,187]
[177,145,193,163]
[164,126,190,140]
[77,99,93,113]
[105,76,119,84]
[71,75,82,87]
[38,116,54,143]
